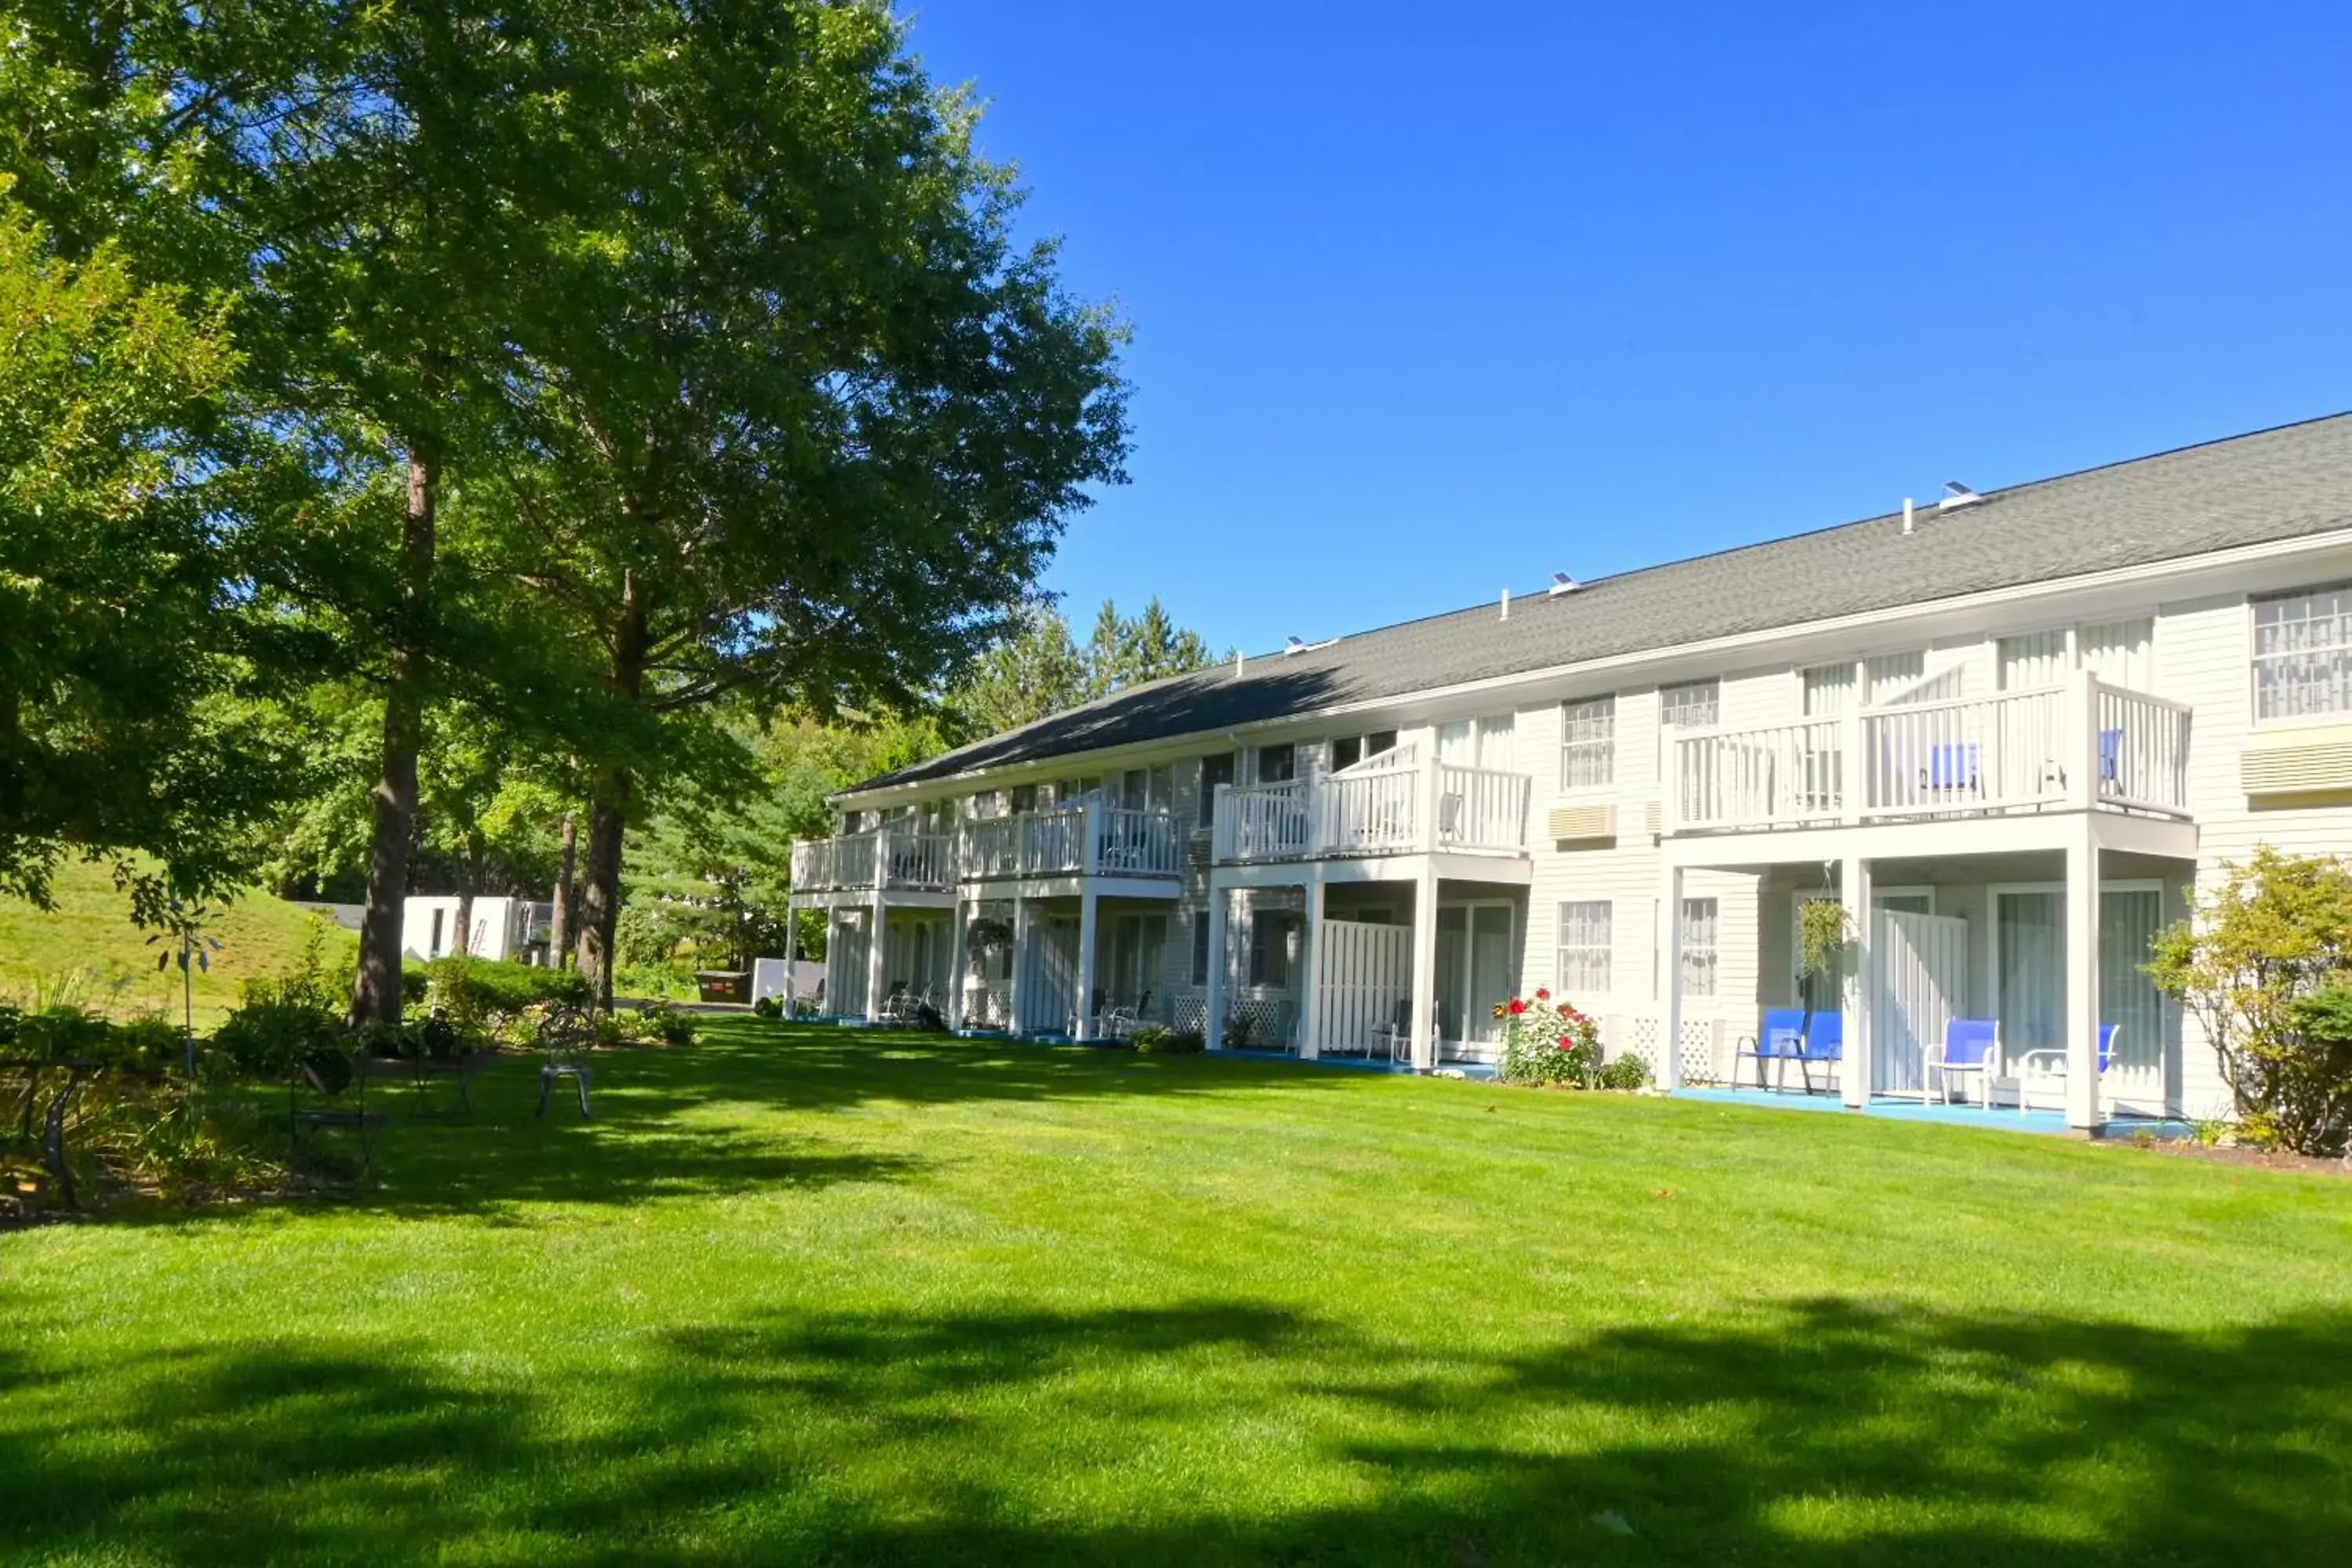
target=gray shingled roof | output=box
[848,411,2352,796]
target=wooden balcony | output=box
[1668,673,2192,836]
[1212,749,1533,865]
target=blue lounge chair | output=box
[2098,728,2124,791]
[1734,1008,1842,1094]
[1924,742,1980,795]
[1926,1018,2000,1108]
[2013,1025,2118,1113]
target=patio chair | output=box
[1733,1008,1842,1094]
[2012,1025,2118,1114]
[1367,998,1413,1063]
[1922,742,1980,797]
[535,1004,595,1121]
[2098,728,2124,793]
[1926,1018,2000,1109]
[291,1048,390,1183]
[1098,990,1152,1042]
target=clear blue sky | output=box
[904,2,2352,656]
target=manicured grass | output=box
[3,1023,2349,1565]
[0,862,355,1026]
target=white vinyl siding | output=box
[1559,696,1615,789]
[1998,630,2068,691]
[1555,902,1612,996]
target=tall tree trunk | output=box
[549,808,578,967]
[575,568,646,1010]
[575,778,631,1009]
[351,449,436,1025]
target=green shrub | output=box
[209,993,343,1080]
[1132,1025,1204,1054]
[622,1000,699,1047]
[752,995,782,1019]
[427,956,590,1025]
[1597,1054,1653,1092]
[2150,847,2352,1156]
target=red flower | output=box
[1556,1036,1573,1050]
[1508,999,1526,1015]
[1534,987,1552,1002]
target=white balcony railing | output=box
[1214,753,1531,864]
[789,826,957,893]
[956,801,1185,881]
[1670,673,2191,834]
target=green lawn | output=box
[4,1023,2349,1566]
[0,862,355,1027]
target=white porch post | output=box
[1008,897,1031,1036]
[1409,859,1440,1070]
[1203,883,1229,1048]
[782,895,800,1013]
[1840,853,1872,1109]
[1658,863,1684,1091]
[866,891,888,1022]
[1297,873,1327,1059]
[2065,824,2103,1130]
[1076,887,1102,1041]
[947,897,969,1033]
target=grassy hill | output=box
[0,859,357,1026]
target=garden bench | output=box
[291,1053,389,1184]
[1,1056,103,1210]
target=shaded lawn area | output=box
[2,1022,2348,1566]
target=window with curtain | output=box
[2254,586,2352,720]
[1801,663,1855,717]
[1560,695,1615,788]
[1659,679,1719,730]
[1555,902,1613,995]
[1680,898,1719,996]
[2100,887,2163,1070]
[1256,743,1296,783]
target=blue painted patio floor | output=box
[1676,1084,2194,1138]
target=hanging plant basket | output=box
[966,917,1014,958]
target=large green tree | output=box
[953,597,1219,739]
[0,189,303,916]
[480,1,1131,1005]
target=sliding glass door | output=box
[1435,902,1517,1060]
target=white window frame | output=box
[1659,678,1720,730]
[1559,695,1616,790]
[2252,584,2352,726]
[1555,901,1613,997]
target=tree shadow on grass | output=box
[2,1295,2346,1565]
[78,1022,1330,1230]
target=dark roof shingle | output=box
[849,412,2352,794]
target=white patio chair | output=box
[2013,1026,2117,1114]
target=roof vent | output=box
[1547,572,1581,597]
[1283,636,1306,655]
[1938,480,1982,512]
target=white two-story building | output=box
[787,412,2352,1131]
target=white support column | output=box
[1841,659,1867,822]
[1297,873,1327,1059]
[1841,853,1872,1109]
[1658,863,1684,1091]
[1203,884,1229,1049]
[947,897,970,1033]
[1008,897,1031,1036]
[2066,670,2100,811]
[866,893,888,1022]
[2065,824,2102,1131]
[1076,886,1102,1041]
[1409,859,1440,1070]
[782,897,800,1014]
